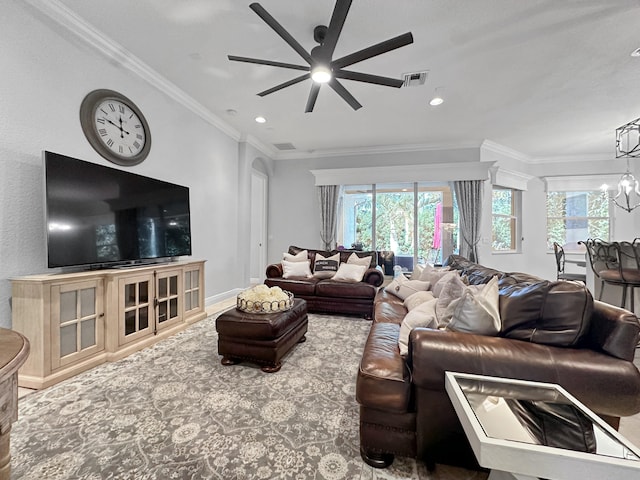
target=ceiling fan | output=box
[228,1,414,112]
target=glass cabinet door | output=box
[156,270,181,330]
[118,274,154,346]
[51,279,104,369]
[184,269,200,313]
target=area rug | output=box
[11,312,486,480]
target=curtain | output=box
[452,180,484,263]
[317,185,340,250]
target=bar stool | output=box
[580,239,640,312]
[552,242,586,282]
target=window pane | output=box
[341,186,373,250]
[546,190,609,251]
[493,217,514,251]
[492,189,513,215]
[416,190,443,264]
[376,184,414,269]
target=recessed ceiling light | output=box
[429,96,444,106]
[255,116,267,123]
[631,47,640,57]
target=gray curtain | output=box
[451,180,484,263]
[317,185,340,250]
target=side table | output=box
[0,328,30,480]
[445,371,640,480]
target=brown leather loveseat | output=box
[265,246,384,318]
[356,255,640,470]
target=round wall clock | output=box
[80,89,151,166]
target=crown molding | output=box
[272,141,481,160]
[243,134,277,159]
[489,166,535,190]
[481,140,531,163]
[525,153,614,164]
[26,0,242,142]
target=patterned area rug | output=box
[11,312,486,480]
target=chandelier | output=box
[601,117,640,212]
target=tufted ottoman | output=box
[215,298,308,373]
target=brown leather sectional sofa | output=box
[265,246,384,319]
[356,255,640,470]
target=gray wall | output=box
[0,2,249,328]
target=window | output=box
[340,183,456,269]
[492,187,521,252]
[546,190,609,252]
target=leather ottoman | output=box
[216,298,308,373]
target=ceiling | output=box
[52,0,640,160]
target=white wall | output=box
[0,2,249,328]
[268,145,640,282]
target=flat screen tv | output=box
[44,151,192,269]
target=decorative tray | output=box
[236,286,294,314]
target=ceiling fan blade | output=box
[321,0,352,59]
[331,32,414,69]
[250,3,313,64]
[257,73,311,97]
[228,55,310,71]
[329,78,362,110]
[305,83,321,113]
[334,70,404,88]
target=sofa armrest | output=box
[363,266,384,287]
[265,263,283,278]
[408,327,640,417]
[587,300,640,361]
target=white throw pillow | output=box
[347,252,373,267]
[418,264,451,284]
[384,274,430,300]
[283,250,308,262]
[404,290,435,311]
[442,276,501,336]
[410,264,425,280]
[313,252,340,279]
[332,263,367,282]
[398,298,438,356]
[281,259,313,278]
[434,273,468,320]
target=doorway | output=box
[250,170,268,284]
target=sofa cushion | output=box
[264,277,319,296]
[398,299,438,355]
[315,279,377,299]
[385,274,430,300]
[441,275,501,336]
[313,252,340,279]
[332,262,367,282]
[338,250,378,268]
[404,291,435,311]
[499,280,593,347]
[281,259,313,278]
[283,250,308,262]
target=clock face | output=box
[93,99,146,158]
[80,89,151,166]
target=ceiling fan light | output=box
[311,65,332,83]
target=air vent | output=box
[273,142,296,151]
[402,70,428,87]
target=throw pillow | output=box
[283,250,308,262]
[313,252,340,279]
[418,264,452,285]
[410,264,425,281]
[442,276,501,336]
[404,290,435,311]
[281,259,313,278]
[434,273,468,320]
[398,298,438,356]
[384,274,430,300]
[432,271,463,297]
[347,252,373,267]
[332,263,367,282]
